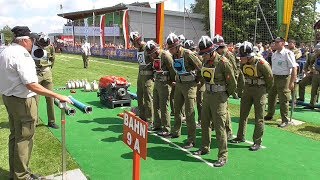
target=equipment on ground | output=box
[68,96,93,113]
[97,76,131,108]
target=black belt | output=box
[274,74,289,78]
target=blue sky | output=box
[0,0,195,34]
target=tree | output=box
[191,0,319,44]
[0,25,14,44]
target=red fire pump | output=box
[97,76,131,108]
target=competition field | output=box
[1,53,320,179]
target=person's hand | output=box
[289,82,295,91]
[57,95,73,104]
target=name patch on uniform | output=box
[174,58,187,75]
[201,67,215,84]
[137,52,146,65]
[153,59,162,72]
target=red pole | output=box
[215,0,223,36]
[133,152,140,180]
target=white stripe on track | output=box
[147,132,267,168]
[149,131,214,167]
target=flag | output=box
[122,10,130,49]
[209,0,223,38]
[156,2,164,48]
[277,0,294,40]
[100,15,106,48]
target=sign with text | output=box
[123,111,148,160]
[63,26,120,36]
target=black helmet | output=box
[166,33,180,49]
[239,41,255,57]
[198,36,218,56]
[184,40,195,50]
[130,31,141,42]
[145,40,159,55]
[212,34,226,47]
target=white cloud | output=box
[0,0,192,33]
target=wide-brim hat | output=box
[198,44,219,56]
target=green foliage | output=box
[0,25,14,44]
[191,0,319,43]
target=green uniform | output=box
[309,54,320,107]
[153,50,176,132]
[298,53,315,101]
[219,49,236,137]
[196,81,205,123]
[290,47,302,100]
[137,44,154,123]
[236,57,273,144]
[199,53,236,160]
[3,95,38,180]
[171,48,202,144]
[35,46,55,124]
[233,51,245,97]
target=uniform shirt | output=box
[242,56,273,91]
[153,49,176,82]
[201,53,237,95]
[271,48,296,75]
[81,42,91,56]
[138,44,153,72]
[0,43,38,98]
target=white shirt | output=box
[81,42,91,56]
[271,47,296,75]
[0,43,38,98]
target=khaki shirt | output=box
[290,47,302,61]
[154,49,176,82]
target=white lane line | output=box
[58,55,138,70]
[231,135,266,149]
[147,132,267,168]
[149,131,214,167]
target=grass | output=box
[0,53,319,179]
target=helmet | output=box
[314,43,320,51]
[178,34,186,44]
[184,40,195,50]
[166,33,181,49]
[130,31,141,42]
[235,43,242,48]
[36,32,50,48]
[239,41,255,57]
[253,46,259,53]
[198,36,218,56]
[145,40,159,55]
[212,34,226,47]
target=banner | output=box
[63,26,120,36]
[100,15,106,48]
[61,47,138,62]
[156,2,164,48]
[209,0,223,38]
[122,10,130,49]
